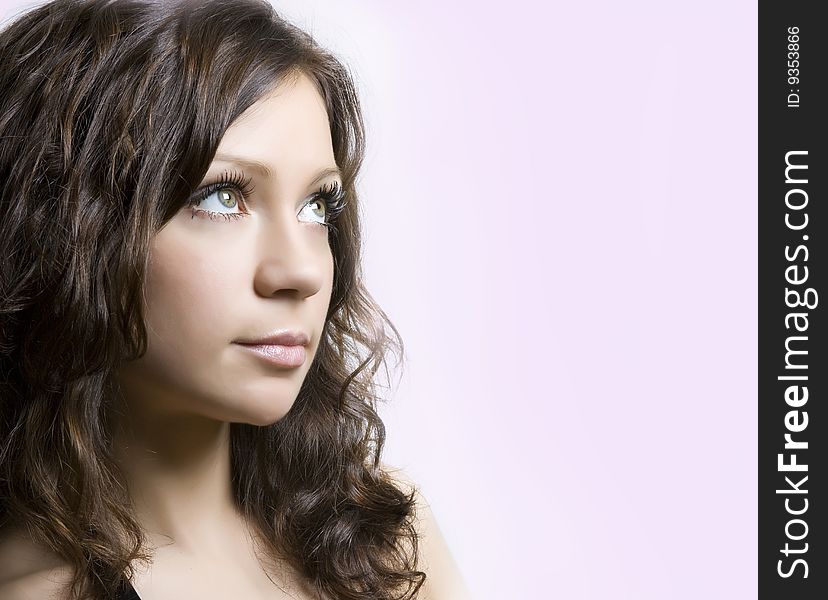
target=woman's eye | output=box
[299,198,327,224]
[196,189,244,214]
[186,187,249,222]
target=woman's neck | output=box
[112,386,245,556]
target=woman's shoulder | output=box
[0,567,74,600]
[0,524,74,600]
[380,462,474,600]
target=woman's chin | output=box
[230,399,296,427]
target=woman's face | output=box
[118,73,337,426]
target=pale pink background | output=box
[0,1,758,598]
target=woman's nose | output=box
[251,214,327,300]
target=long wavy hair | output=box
[0,0,424,598]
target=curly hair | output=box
[0,0,424,598]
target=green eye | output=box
[186,170,253,221]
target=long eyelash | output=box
[187,169,254,221]
[314,180,348,229]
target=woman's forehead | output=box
[209,77,335,178]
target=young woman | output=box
[0,0,471,598]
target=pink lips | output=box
[233,329,309,368]
[235,342,306,368]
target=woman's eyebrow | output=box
[212,152,341,186]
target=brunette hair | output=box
[0,0,424,598]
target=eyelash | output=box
[186,169,348,229]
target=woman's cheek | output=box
[142,242,239,367]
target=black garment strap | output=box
[115,580,142,600]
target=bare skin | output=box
[0,72,471,599]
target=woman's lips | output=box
[234,342,306,368]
